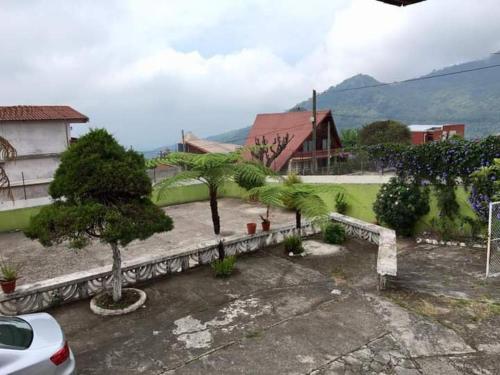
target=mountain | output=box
[294,54,500,138]
[206,126,251,145]
[143,54,500,157]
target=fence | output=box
[486,202,500,277]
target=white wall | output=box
[0,121,70,203]
[4,157,60,184]
[0,121,69,156]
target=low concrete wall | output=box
[330,212,397,290]
[0,214,397,315]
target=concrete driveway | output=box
[48,238,500,374]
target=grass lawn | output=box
[0,182,475,234]
[0,206,42,233]
[311,184,474,232]
[153,182,247,206]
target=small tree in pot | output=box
[25,129,173,306]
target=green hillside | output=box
[294,55,500,138]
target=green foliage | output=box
[211,256,237,277]
[150,151,270,200]
[374,178,430,236]
[334,192,349,214]
[368,136,500,221]
[368,137,500,186]
[340,128,359,149]
[233,162,267,191]
[469,158,500,221]
[25,129,174,249]
[359,120,411,146]
[283,235,304,254]
[323,223,346,245]
[435,185,460,219]
[0,260,19,281]
[284,172,302,186]
[430,216,474,242]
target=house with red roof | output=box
[0,105,88,209]
[245,110,342,173]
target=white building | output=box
[0,106,88,210]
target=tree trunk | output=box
[209,186,225,260]
[111,243,122,302]
[295,209,301,230]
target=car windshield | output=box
[0,317,33,350]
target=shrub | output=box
[335,192,349,214]
[435,184,460,219]
[284,172,302,186]
[323,223,346,244]
[469,159,500,222]
[211,256,237,277]
[373,177,430,236]
[284,235,304,254]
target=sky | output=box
[1,0,500,151]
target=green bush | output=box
[373,177,430,236]
[284,235,304,254]
[323,223,346,244]
[335,192,349,214]
[211,256,237,277]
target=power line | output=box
[326,63,500,93]
[200,62,500,145]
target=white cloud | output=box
[0,0,499,150]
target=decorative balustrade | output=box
[0,223,320,315]
[0,214,397,315]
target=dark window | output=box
[0,317,33,350]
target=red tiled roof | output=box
[245,110,341,171]
[0,106,89,123]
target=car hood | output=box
[21,313,64,350]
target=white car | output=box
[0,313,75,375]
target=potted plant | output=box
[260,205,271,231]
[246,222,257,235]
[0,260,19,294]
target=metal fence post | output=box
[486,202,493,277]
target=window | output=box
[303,140,313,152]
[0,317,33,350]
[322,139,328,150]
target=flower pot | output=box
[247,223,257,235]
[261,221,271,231]
[1,279,17,294]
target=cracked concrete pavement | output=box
[45,235,500,374]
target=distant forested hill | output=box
[144,54,500,157]
[293,54,500,138]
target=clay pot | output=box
[247,223,257,235]
[261,221,271,232]
[1,279,17,294]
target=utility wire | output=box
[171,62,500,147]
[323,63,500,93]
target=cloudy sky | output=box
[1,0,499,150]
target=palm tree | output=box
[0,136,17,201]
[249,182,328,230]
[149,151,270,260]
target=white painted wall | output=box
[0,121,69,156]
[4,157,60,184]
[0,121,70,203]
